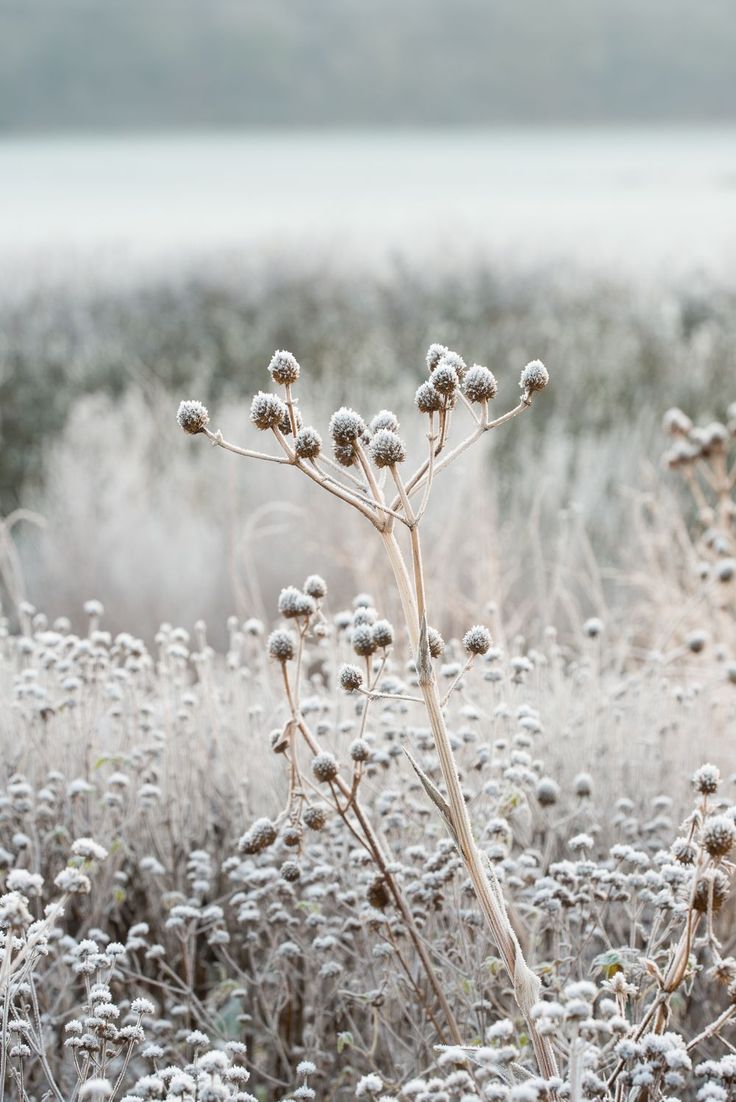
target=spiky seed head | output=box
[370,410,400,434]
[463,625,492,656]
[339,664,363,693]
[431,362,459,396]
[574,772,593,798]
[278,586,316,619]
[672,837,696,864]
[352,625,377,657]
[692,763,720,795]
[353,606,377,626]
[304,574,327,600]
[536,777,560,807]
[278,405,303,436]
[333,442,357,467]
[353,593,374,608]
[367,876,390,909]
[663,407,693,436]
[282,825,302,847]
[350,739,370,763]
[703,816,736,858]
[372,620,394,648]
[369,429,406,468]
[520,360,549,393]
[329,407,365,445]
[312,753,339,783]
[415,381,443,414]
[294,427,322,459]
[280,860,301,882]
[268,350,300,385]
[177,400,210,435]
[268,630,296,663]
[250,391,288,430]
[692,869,730,913]
[427,627,445,659]
[303,805,327,831]
[426,343,449,373]
[238,817,277,854]
[436,350,467,379]
[463,365,498,404]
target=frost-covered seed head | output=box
[268,350,300,385]
[427,628,445,659]
[282,825,302,847]
[370,410,400,434]
[352,625,377,658]
[703,816,736,858]
[372,620,394,648]
[350,739,371,763]
[176,400,210,435]
[369,429,406,469]
[312,753,339,783]
[268,630,296,663]
[250,391,288,430]
[672,837,697,865]
[463,365,498,404]
[693,763,720,795]
[329,407,365,446]
[415,381,443,414]
[426,343,449,373]
[278,587,316,620]
[303,574,327,600]
[536,777,560,807]
[294,427,322,459]
[574,772,593,798]
[692,869,730,912]
[303,805,327,831]
[238,818,277,855]
[339,664,364,693]
[463,625,492,656]
[431,362,459,396]
[584,617,604,638]
[520,360,549,393]
[280,860,301,882]
[663,408,693,435]
[333,442,357,467]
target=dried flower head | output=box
[692,869,730,913]
[463,625,492,656]
[303,805,327,831]
[370,410,400,434]
[372,620,394,648]
[536,777,560,807]
[333,442,357,467]
[238,818,278,855]
[426,343,449,373]
[369,429,407,469]
[268,350,301,385]
[304,574,327,600]
[268,630,296,663]
[692,763,720,795]
[339,664,364,693]
[177,400,210,435]
[294,427,323,459]
[329,407,365,446]
[427,627,445,659]
[250,391,288,430]
[278,586,316,619]
[703,816,736,858]
[431,362,459,397]
[463,365,498,404]
[280,860,301,882]
[352,625,377,657]
[520,359,549,393]
[350,739,371,763]
[312,753,339,783]
[415,381,443,414]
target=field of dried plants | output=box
[1,262,735,1101]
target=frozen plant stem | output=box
[178,350,556,1079]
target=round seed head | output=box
[250,391,288,430]
[716,559,735,583]
[280,860,301,882]
[353,606,377,626]
[352,625,377,657]
[672,837,696,864]
[339,664,364,693]
[427,627,445,659]
[370,410,400,434]
[282,825,302,847]
[692,869,730,913]
[574,772,593,798]
[312,753,339,783]
[278,405,303,437]
[333,442,357,467]
[692,763,720,795]
[177,400,210,435]
[584,617,604,638]
[463,625,492,656]
[369,429,406,469]
[367,876,390,909]
[278,586,316,620]
[703,816,736,858]
[353,593,374,608]
[436,350,467,379]
[294,427,322,459]
[686,630,708,653]
[520,359,549,394]
[463,365,498,404]
[238,817,277,855]
[329,407,365,446]
[304,574,327,600]
[415,381,443,414]
[303,805,327,831]
[268,350,300,386]
[431,362,459,396]
[663,407,693,436]
[426,343,449,373]
[372,620,394,649]
[536,777,560,807]
[349,739,371,763]
[268,630,296,663]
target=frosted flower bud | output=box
[370,410,400,433]
[282,825,302,847]
[131,997,155,1015]
[303,805,327,831]
[353,606,377,626]
[176,400,210,435]
[352,625,377,657]
[339,665,364,693]
[329,407,365,445]
[278,587,316,620]
[672,837,696,865]
[427,627,445,659]
[536,777,560,807]
[55,868,91,893]
[703,816,736,858]
[692,763,720,795]
[574,772,593,798]
[350,739,370,762]
[294,427,322,459]
[463,365,498,403]
[431,362,459,396]
[250,391,288,430]
[426,343,449,373]
[312,753,339,783]
[692,869,730,913]
[463,625,492,656]
[297,1061,317,1077]
[333,442,357,467]
[354,592,374,608]
[238,818,277,854]
[520,360,549,393]
[279,405,303,437]
[268,630,296,663]
[72,838,108,862]
[662,407,693,436]
[280,860,301,882]
[436,350,466,379]
[415,381,443,414]
[372,620,394,648]
[268,350,300,385]
[369,429,406,469]
[304,574,327,600]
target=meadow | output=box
[1,258,735,1101]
